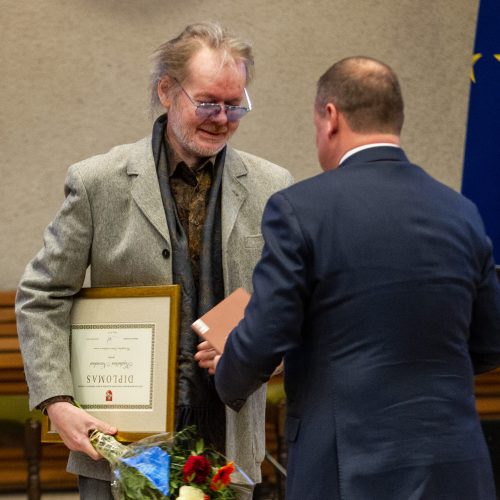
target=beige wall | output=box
[1,0,478,289]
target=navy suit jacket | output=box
[216,147,500,499]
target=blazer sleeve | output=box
[468,238,500,374]
[15,165,93,409]
[215,190,311,410]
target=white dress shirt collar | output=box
[338,143,400,167]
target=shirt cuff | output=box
[37,395,74,415]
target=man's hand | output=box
[47,402,117,460]
[195,340,221,375]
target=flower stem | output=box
[89,429,129,463]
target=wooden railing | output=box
[475,268,500,418]
[0,291,77,494]
[0,290,27,395]
[475,369,500,418]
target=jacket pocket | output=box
[285,415,301,443]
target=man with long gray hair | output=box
[16,22,292,499]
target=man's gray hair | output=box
[150,22,254,113]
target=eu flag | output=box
[462,0,500,263]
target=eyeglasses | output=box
[175,80,252,122]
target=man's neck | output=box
[334,133,400,168]
[338,142,401,167]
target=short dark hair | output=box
[316,56,404,134]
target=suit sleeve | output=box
[215,190,311,410]
[468,237,500,374]
[15,166,92,409]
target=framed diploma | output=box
[42,285,180,443]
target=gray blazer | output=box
[16,136,293,483]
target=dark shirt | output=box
[166,146,216,288]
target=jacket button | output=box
[162,248,170,259]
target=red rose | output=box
[210,461,235,491]
[183,455,211,484]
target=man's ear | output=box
[157,77,174,109]
[325,103,339,137]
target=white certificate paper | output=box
[71,323,155,409]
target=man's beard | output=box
[169,111,231,160]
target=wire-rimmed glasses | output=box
[175,79,252,122]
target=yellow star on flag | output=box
[471,53,482,83]
[495,54,500,63]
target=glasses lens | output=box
[196,104,221,120]
[195,103,249,122]
[226,107,249,122]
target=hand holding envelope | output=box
[195,341,221,375]
[192,288,250,375]
[192,288,284,376]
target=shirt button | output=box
[162,248,170,259]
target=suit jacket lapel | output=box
[128,137,171,245]
[221,146,248,251]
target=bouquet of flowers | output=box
[90,426,253,499]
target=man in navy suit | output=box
[197,56,500,499]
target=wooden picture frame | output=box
[42,285,180,443]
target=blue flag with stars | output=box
[462,0,500,263]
